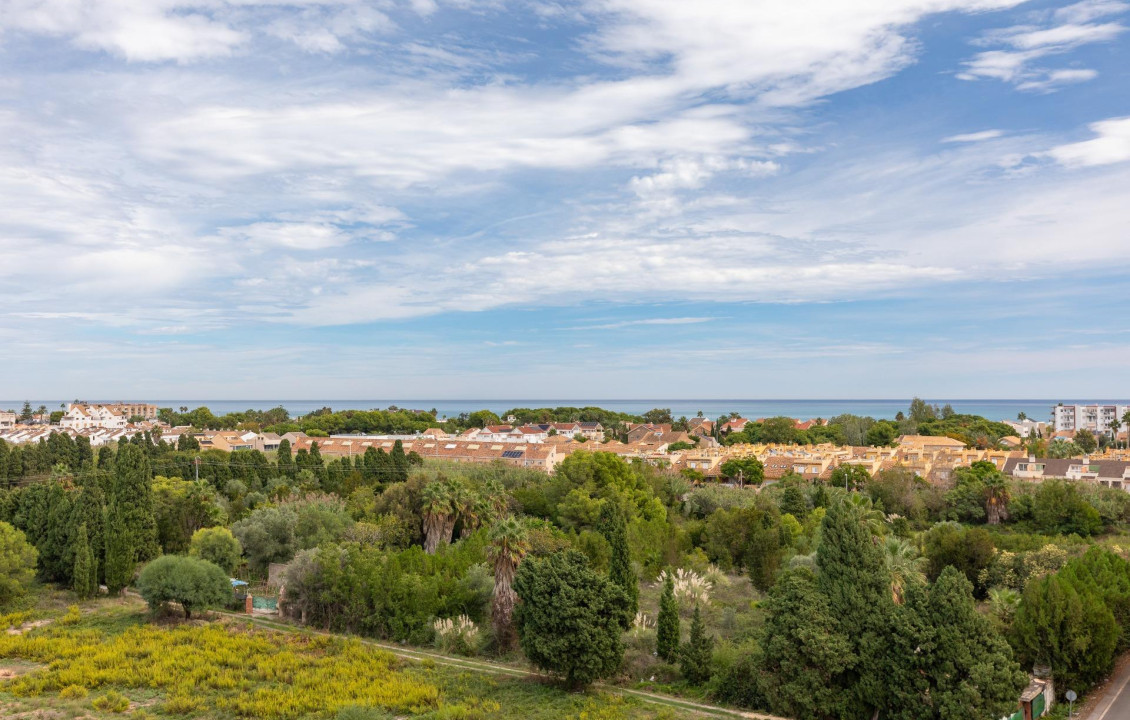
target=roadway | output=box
[1084,655,1130,720]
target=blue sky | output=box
[1,0,1128,400]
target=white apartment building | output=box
[58,403,128,430]
[1052,404,1130,435]
[0,411,15,428]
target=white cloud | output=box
[567,317,716,330]
[958,4,1126,90]
[1046,117,1130,167]
[942,129,1004,142]
[1055,0,1130,24]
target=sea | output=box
[5,399,1125,423]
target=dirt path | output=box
[216,611,787,720]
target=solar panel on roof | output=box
[501,450,524,459]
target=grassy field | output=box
[0,589,700,720]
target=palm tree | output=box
[488,516,529,649]
[883,536,926,605]
[983,473,1011,525]
[420,479,456,554]
[843,492,886,541]
[988,587,1021,628]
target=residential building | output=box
[1004,455,1130,490]
[59,404,128,430]
[103,402,159,420]
[0,411,15,428]
[1051,404,1130,435]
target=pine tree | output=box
[680,604,714,684]
[104,502,135,595]
[657,573,680,662]
[72,523,97,600]
[599,503,637,629]
[111,444,158,561]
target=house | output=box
[896,435,967,452]
[255,433,282,452]
[722,417,750,433]
[59,404,128,430]
[1000,436,1023,449]
[577,422,605,441]
[0,411,15,428]
[627,423,672,443]
[1003,455,1130,489]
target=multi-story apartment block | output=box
[0,411,15,428]
[1051,404,1130,435]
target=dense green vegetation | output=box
[0,399,1127,718]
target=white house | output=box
[59,404,128,430]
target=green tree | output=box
[103,502,135,594]
[923,523,995,597]
[136,554,230,620]
[865,421,899,447]
[188,527,242,574]
[757,567,853,719]
[718,457,764,486]
[71,523,97,600]
[488,516,529,650]
[829,463,870,491]
[70,471,105,582]
[513,550,626,689]
[679,604,714,685]
[1012,571,1118,690]
[1075,428,1097,453]
[0,521,38,606]
[656,572,680,662]
[276,438,294,476]
[816,497,894,719]
[111,444,159,562]
[599,503,637,629]
[390,441,409,483]
[906,567,1027,720]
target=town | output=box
[4,401,1129,490]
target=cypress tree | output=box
[657,573,680,662]
[72,523,97,600]
[71,471,105,582]
[599,503,637,629]
[276,438,294,476]
[41,481,74,583]
[104,502,134,594]
[759,566,854,719]
[816,498,895,719]
[680,604,714,684]
[390,440,409,482]
[111,443,158,561]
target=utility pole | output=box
[194,456,199,482]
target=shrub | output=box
[0,521,38,606]
[59,605,81,626]
[136,555,230,619]
[92,690,130,712]
[162,693,205,714]
[59,684,88,699]
[188,527,243,574]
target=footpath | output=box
[216,611,787,720]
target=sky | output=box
[1,0,1128,400]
